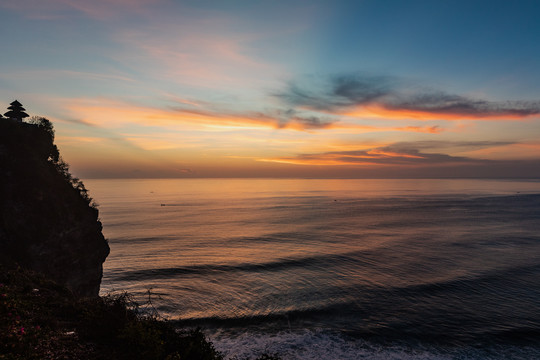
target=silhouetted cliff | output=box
[0,117,109,297]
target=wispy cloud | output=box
[259,141,514,167]
[455,141,540,160]
[276,74,540,120]
[388,140,517,151]
[0,70,135,84]
[61,97,444,134]
[110,13,288,92]
[62,98,298,131]
[1,0,161,20]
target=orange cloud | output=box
[61,98,445,135]
[259,155,383,167]
[259,144,481,167]
[342,104,534,121]
[365,149,424,159]
[278,75,540,122]
[55,135,107,144]
[458,142,540,160]
[63,99,273,130]
[260,150,424,166]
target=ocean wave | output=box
[208,328,540,360]
[109,251,376,281]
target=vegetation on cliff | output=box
[1,267,280,360]
[0,112,109,297]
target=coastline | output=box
[0,266,279,360]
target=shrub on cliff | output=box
[0,267,280,360]
[0,116,109,297]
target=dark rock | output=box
[0,118,109,297]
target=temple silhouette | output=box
[2,100,29,122]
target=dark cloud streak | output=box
[390,140,516,150]
[276,74,540,118]
[170,102,338,131]
[290,147,477,166]
[265,140,526,167]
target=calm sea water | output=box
[86,179,540,359]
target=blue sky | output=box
[1,0,540,178]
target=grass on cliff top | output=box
[0,267,280,360]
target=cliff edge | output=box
[0,117,109,297]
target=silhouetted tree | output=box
[4,100,29,122]
[28,116,60,163]
[28,116,55,140]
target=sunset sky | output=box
[2,0,540,178]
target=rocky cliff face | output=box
[0,118,109,297]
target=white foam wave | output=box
[210,329,444,360]
[208,329,540,360]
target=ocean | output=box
[85,178,540,359]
